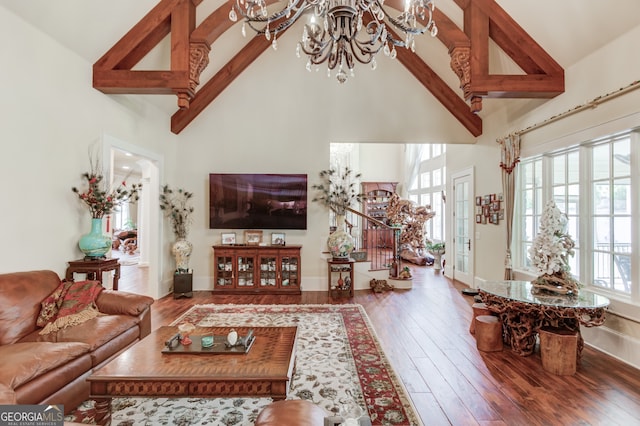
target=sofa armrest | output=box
[95,290,154,316]
[0,383,17,404]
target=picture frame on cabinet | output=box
[271,233,286,246]
[244,230,263,245]
[221,233,236,245]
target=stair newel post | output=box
[391,226,402,278]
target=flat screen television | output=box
[209,173,307,230]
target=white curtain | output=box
[402,144,424,198]
[498,134,521,280]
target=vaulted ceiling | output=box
[3,0,640,138]
[91,0,565,136]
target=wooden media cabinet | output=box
[212,245,301,294]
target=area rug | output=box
[66,304,421,426]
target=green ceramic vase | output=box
[78,218,111,259]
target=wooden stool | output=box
[469,302,492,334]
[475,315,503,352]
[538,327,578,375]
[255,400,327,426]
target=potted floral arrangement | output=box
[72,157,141,259]
[529,200,580,295]
[312,167,362,260]
[426,240,445,271]
[160,185,194,273]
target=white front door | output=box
[451,169,474,285]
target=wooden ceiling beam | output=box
[93,0,197,108]
[380,22,482,137]
[92,70,189,94]
[482,0,563,76]
[450,0,563,113]
[431,8,469,50]
[398,49,483,137]
[171,25,293,134]
[94,0,179,70]
[472,75,565,98]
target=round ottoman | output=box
[255,400,327,426]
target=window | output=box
[551,150,580,279]
[514,132,636,299]
[591,136,631,292]
[407,144,446,242]
[515,157,543,270]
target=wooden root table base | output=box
[89,326,298,425]
[480,291,607,357]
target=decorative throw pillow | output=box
[39,280,103,335]
[36,280,68,327]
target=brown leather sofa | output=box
[0,270,154,414]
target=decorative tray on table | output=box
[162,329,255,354]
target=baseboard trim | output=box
[582,325,640,370]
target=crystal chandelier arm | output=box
[377,0,437,42]
[232,0,310,35]
[246,5,311,35]
[348,22,385,64]
[299,26,334,65]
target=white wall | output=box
[0,8,176,289]
[358,144,403,184]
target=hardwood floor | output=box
[118,262,640,426]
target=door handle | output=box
[468,239,471,250]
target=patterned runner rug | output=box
[67,304,421,425]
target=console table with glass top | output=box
[478,280,610,357]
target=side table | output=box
[66,258,120,290]
[327,259,354,297]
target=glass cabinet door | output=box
[236,253,256,287]
[258,253,278,287]
[216,254,234,287]
[281,255,300,288]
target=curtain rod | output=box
[507,80,640,137]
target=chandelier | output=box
[229,0,438,83]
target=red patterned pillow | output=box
[36,280,68,327]
[39,280,104,335]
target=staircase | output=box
[344,207,413,290]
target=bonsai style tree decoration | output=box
[160,185,194,272]
[312,167,362,260]
[387,193,437,266]
[529,200,580,295]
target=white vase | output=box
[172,238,193,272]
[327,215,355,260]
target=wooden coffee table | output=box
[88,326,298,425]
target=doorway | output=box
[103,134,162,299]
[450,168,474,285]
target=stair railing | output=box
[345,206,400,276]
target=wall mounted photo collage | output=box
[475,193,504,225]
